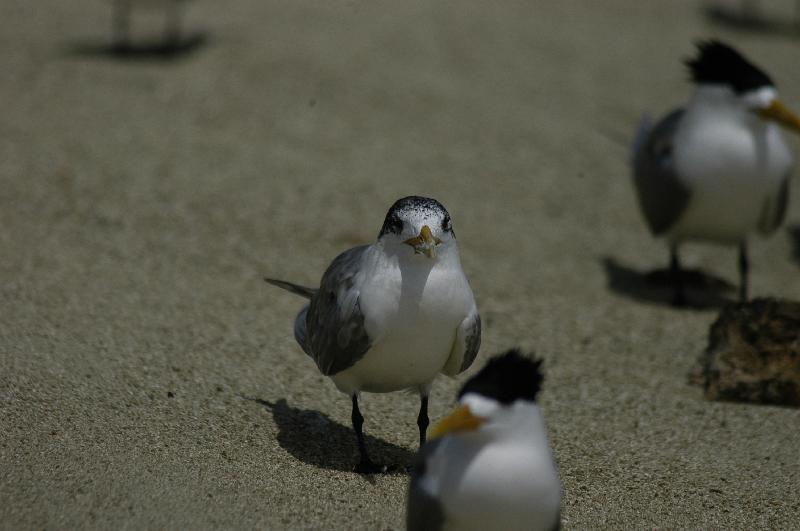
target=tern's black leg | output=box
[670,244,686,307]
[738,241,749,303]
[417,395,429,447]
[351,394,385,474]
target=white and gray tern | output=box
[632,40,800,304]
[266,196,480,473]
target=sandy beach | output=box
[2,0,799,528]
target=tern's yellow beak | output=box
[429,404,484,439]
[758,100,800,133]
[403,225,442,258]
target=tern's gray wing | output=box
[757,173,790,235]
[407,439,445,531]
[304,245,372,376]
[442,307,481,376]
[632,109,691,235]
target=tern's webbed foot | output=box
[354,458,389,475]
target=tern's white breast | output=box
[669,104,792,244]
[430,408,561,531]
[331,245,474,394]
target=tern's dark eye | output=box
[441,214,452,233]
[378,212,404,237]
[388,216,403,234]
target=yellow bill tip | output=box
[758,99,800,133]
[403,225,442,258]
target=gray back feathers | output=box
[304,246,373,375]
[632,109,691,235]
[267,247,373,376]
[459,313,481,373]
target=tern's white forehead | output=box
[741,86,777,108]
[460,392,501,418]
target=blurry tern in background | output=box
[266,196,481,473]
[632,40,798,305]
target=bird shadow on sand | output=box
[64,33,209,62]
[702,3,800,38]
[788,225,800,266]
[245,397,414,475]
[601,256,736,309]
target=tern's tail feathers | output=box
[630,113,653,165]
[264,278,317,299]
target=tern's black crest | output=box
[458,349,544,405]
[685,40,773,94]
[378,196,452,237]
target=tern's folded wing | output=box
[305,245,373,376]
[442,306,481,376]
[632,108,691,235]
[758,174,790,235]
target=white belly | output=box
[669,114,792,244]
[332,327,455,394]
[331,252,473,395]
[438,441,561,531]
[668,175,773,244]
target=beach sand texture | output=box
[2,0,800,528]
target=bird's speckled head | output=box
[377,196,455,258]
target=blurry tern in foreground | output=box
[632,40,798,304]
[407,349,561,531]
[266,196,480,473]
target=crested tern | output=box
[632,40,799,305]
[266,196,481,473]
[407,349,561,531]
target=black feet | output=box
[668,243,750,305]
[354,458,392,474]
[350,394,396,474]
[417,395,429,447]
[738,242,749,303]
[349,393,417,474]
[670,245,687,307]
